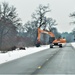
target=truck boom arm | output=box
[37,28,55,41]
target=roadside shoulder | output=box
[71,42,75,49]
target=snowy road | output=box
[0,43,75,75]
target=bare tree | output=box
[70,12,75,24]
[31,4,51,44]
[69,12,75,41]
[46,18,57,31]
[32,4,50,28]
[0,2,22,51]
[24,21,38,45]
[24,4,58,45]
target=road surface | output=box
[0,43,75,75]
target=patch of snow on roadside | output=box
[0,45,49,64]
[71,42,75,48]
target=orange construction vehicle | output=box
[36,28,66,48]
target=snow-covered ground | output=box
[71,42,75,48]
[0,45,49,64]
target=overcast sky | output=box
[0,0,75,33]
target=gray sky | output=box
[0,0,75,33]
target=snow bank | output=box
[71,42,75,48]
[0,45,49,64]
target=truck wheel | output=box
[50,45,53,48]
[59,44,62,48]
